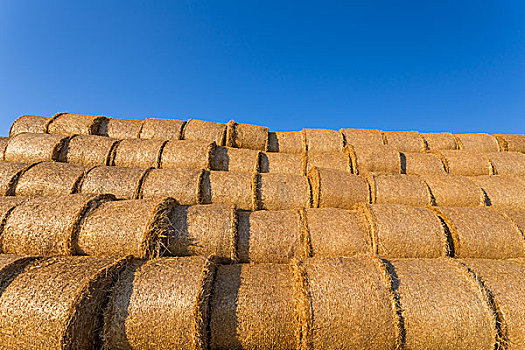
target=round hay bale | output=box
[62,135,119,166]
[420,132,458,150]
[139,118,185,140]
[437,150,493,176]
[182,119,227,145]
[210,146,260,173]
[140,168,203,205]
[308,167,369,209]
[47,112,106,136]
[303,128,345,152]
[504,209,525,234]
[369,174,432,207]
[9,115,50,136]
[98,118,143,139]
[225,120,269,151]
[210,263,298,349]
[168,204,237,261]
[0,161,33,196]
[349,144,401,174]
[383,131,426,152]
[4,133,68,163]
[76,198,176,258]
[0,197,31,239]
[160,139,215,170]
[306,150,352,174]
[485,152,525,176]
[495,134,525,153]
[0,255,37,293]
[237,209,304,263]
[14,161,87,197]
[103,256,216,350]
[456,133,501,152]
[340,128,385,148]
[421,174,484,207]
[258,173,310,210]
[470,175,525,209]
[110,139,166,168]
[0,255,128,349]
[402,152,446,175]
[0,137,8,160]
[201,171,255,210]
[266,131,304,153]
[306,208,372,257]
[79,165,147,199]
[435,207,524,258]
[259,152,305,175]
[1,194,114,255]
[389,258,498,350]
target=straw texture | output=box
[420,132,458,150]
[456,133,501,152]
[183,119,227,145]
[139,118,185,140]
[309,167,369,209]
[470,175,525,209]
[486,152,525,176]
[422,174,484,207]
[111,139,166,168]
[258,173,311,210]
[0,197,29,229]
[303,129,344,152]
[349,145,401,174]
[47,113,106,136]
[437,150,493,176]
[79,165,146,199]
[504,210,525,233]
[383,131,426,152]
[99,118,143,139]
[495,134,525,153]
[266,131,304,153]
[9,115,50,136]
[225,121,269,151]
[370,174,432,207]
[211,146,260,173]
[4,133,68,163]
[402,152,446,175]
[340,128,385,148]
[161,140,215,170]
[201,171,255,210]
[140,168,202,204]
[306,151,352,174]
[62,135,118,166]
[0,161,32,196]
[259,152,305,175]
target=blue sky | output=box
[0,1,523,136]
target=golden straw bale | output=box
[47,112,106,135]
[99,118,143,139]
[422,174,484,207]
[201,171,255,210]
[0,255,37,291]
[259,152,305,175]
[369,174,432,207]
[9,115,50,136]
[389,258,498,350]
[349,144,401,174]
[62,135,118,166]
[495,134,525,153]
[504,210,525,233]
[258,173,311,210]
[485,152,525,176]
[470,175,525,209]
[160,140,215,170]
[211,146,260,173]
[140,118,185,140]
[103,256,216,350]
[110,139,166,168]
[340,128,385,148]
[308,167,369,209]
[210,263,298,349]
[303,128,344,152]
[419,132,458,150]
[140,168,203,205]
[0,255,127,349]
[266,131,304,153]
[383,131,426,152]
[402,152,446,175]
[225,121,269,151]
[0,161,33,196]
[0,197,29,229]
[182,119,227,145]
[306,151,352,174]
[79,165,147,199]
[437,150,493,176]
[4,133,68,163]
[0,137,8,160]
[456,133,501,152]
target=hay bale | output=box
[0,255,127,349]
[436,150,493,175]
[258,173,310,210]
[9,115,50,136]
[201,171,255,210]
[306,208,371,257]
[266,131,304,153]
[504,210,525,233]
[47,112,106,135]
[110,139,166,168]
[4,133,68,163]
[76,198,176,258]
[259,152,305,175]
[303,128,345,152]
[383,131,426,152]
[210,146,260,173]
[456,133,501,152]
[79,165,147,199]
[486,152,525,176]
[98,118,143,138]
[161,140,215,170]
[237,209,304,263]
[435,207,524,258]
[103,256,216,350]
[0,255,37,293]
[470,175,525,209]
[420,132,458,150]
[15,161,87,197]
[389,258,498,350]
[306,151,352,174]
[182,119,227,145]
[168,204,237,261]
[210,263,298,349]
[61,135,119,166]
[402,152,446,175]
[140,118,185,140]
[369,174,432,207]
[422,174,484,207]
[225,120,269,150]
[140,168,203,205]
[308,167,369,209]
[1,194,114,255]
[0,161,33,196]
[0,197,29,231]
[340,128,385,148]
[349,144,401,174]
[495,134,525,152]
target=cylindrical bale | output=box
[308,167,370,209]
[402,152,446,175]
[111,139,166,168]
[1,194,114,255]
[160,139,215,170]
[237,209,304,263]
[349,144,401,174]
[168,204,236,261]
[437,150,493,176]
[456,133,501,152]
[266,131,304,153]
[9,115,50,136]
[139,118,185,140]
[140,168,203,205]
[383,131,426,152]
[0,137,8,160]
[61,135,119,166]
[103,256,216,350]
[258,173,311,210]
[210,146,260,173]
[470,175,525,209]
[0,197,30,227]
[486,152,525,176]
[0,255,37,290]
[389,258,498,350]
[79,165,147,199]
[0,161,32,196]
[435,207,524,258]
[422,175,484,207]
[504,209,525,233]
[302,257,400,349]
[210,263,298,349]
[76,198,176,258]
[225,120,269,151]
[306,151,352,174]
[462,258,525,350]
[303,128,345,152]
[420,132,458,150]
[0,255,127,349]
[201,171,255,210]
[182,119,227,145]
[47,112,107,135]
[306,208,372,257]
[98,118,143,139]
[495,134,525,153]
[14,161,87,197]
[259,152,305,175]
[340,128,385,148]
[4,133,68,163]
[369,174,432,207]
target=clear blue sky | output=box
[1,1,524,136]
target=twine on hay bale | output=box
[4,133,68,163]
[436,150,493,176]
[266,131,304,153]
[201,171,256,210]
[139,118,185,140]
[98,118,143,139]
[340,128,385,148]
[110,139,166,168]
[485,152,525,176]
[182,119,227,145]
[61,135,119,166]
[368,174,432,207]
[259,152,305,175]
[140,168,203,205]
[78,165,148,199]
[383,131,426,152]
[419,132,459,150]
[76,198,176,258]
[0,161,33,196]
[305,150,352,174]
[495,134,525,153]
[303,128,345,152]
[402,152,446,175]
[225,120,269,151]
[455,133,501,152]
[46,112,106,136]
[0,255,128,349]
[103,256,217,350]
[470,175,525,209]
[421,174,485,207]
[348,144,401,174]
[258,173,311,210]
[9,115,50,136]
[160,140,216,170]
[308,167,370,209]
[210,146,260,173]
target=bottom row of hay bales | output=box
[0,255,522,349]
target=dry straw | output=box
[421,174,484,207]
[79,165,147,199]
[303,128,345,152]
[61,135,119,166]
[139,118,185,140]
[160,140,215,170]
[402,152,446,175]
[103,256,217,350]
[0,197,29,231]
[369,174,432,207]
[0,255,128,349]
[266,131,304,153]
[182,119,227,145]
[419,132,458,150]
[455,133,501,152]
[339,128,385,148]
[201,171,256,210]
[9,115,50,136]
[486,152,525,176]
[140,168,203,205]
[210,146,260,173]
[46,112,106,136]
[435,150,493,176]
[4,133,68,163]
[0,255,37,292]
[305,150,352,174]
[383,131,426,152]
[98,118,143,138]
[110,139,166,168]
[470,175,525,209]
[495,134,525,153]
[504,209,525,233]
[225,120,269,151]
[348,144,401,174]
[258,172,311,210]
[259,152,305,175]
[0,161,33,196]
